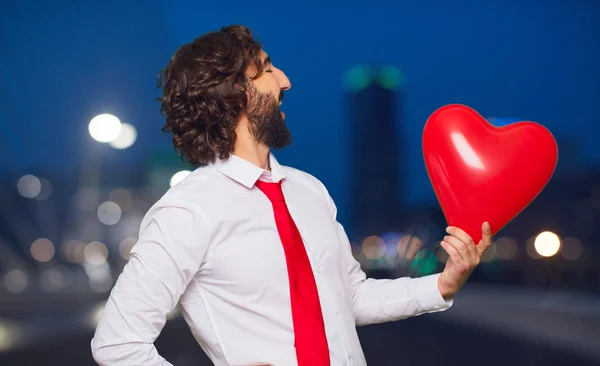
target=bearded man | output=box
[91,25,492,366]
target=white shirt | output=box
[91,153,452,366]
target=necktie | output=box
[255,179,330,366]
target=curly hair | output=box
[158,25,265,166]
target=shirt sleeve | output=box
[91,202,211,365]
[335,221,453,326]
[315,180,453,326]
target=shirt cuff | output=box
[416,273,454,312]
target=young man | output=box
[91,25,492,366]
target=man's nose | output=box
[277,69,291,91]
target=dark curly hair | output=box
[158,25,265,166]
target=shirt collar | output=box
[213,152,286,188]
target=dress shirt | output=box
[91,153,453,366]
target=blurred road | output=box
[1,284,599,366]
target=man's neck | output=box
[233,119,271,171]
[232,142,270,171]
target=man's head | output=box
[158,25,292,166]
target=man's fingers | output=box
[440,241,470,275]
[446,226,476,248]
[440,241,462,264]
[444,234,477,266]
[478,222,493,255]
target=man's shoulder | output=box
[279,165,333,200]
[149,166,221,210]
[280,165,337,216]
[281,165,324,188]
[138,167,218,232]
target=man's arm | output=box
[91,203,210,365]
[334,220,452,326]
[313,180,452,326]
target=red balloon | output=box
[422,104,558,244]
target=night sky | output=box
[1,0,599,226]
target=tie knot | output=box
[255,180,285,202]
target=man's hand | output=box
[437,222,493,299]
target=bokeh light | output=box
[534,231,561,257]
[108,188,133,211]
[377,65,404,91]
[343,65,372,91]
[86,262,113,293]
[89,113,122,143]
[30,238,55,262]
[60,240,87,263]
[0,321,18,352]
[1,269,28,293]
[560,236,583,260]
[84,241,109,265]
[362,236,386,260]
[34,178,53,201]
[39,267,70,292]
[97,201,122,225]
[17,175,41,198]
[494,236,518,260]
[109,123,137,149]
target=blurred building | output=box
[346,65,403,240]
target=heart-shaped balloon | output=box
[422,104,558,244]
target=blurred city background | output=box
[1,1,599,365]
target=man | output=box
[91,25,492,366]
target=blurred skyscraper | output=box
[345,65,404,240]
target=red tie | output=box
[255,179,330,366]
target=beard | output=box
[246,88,292,150]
